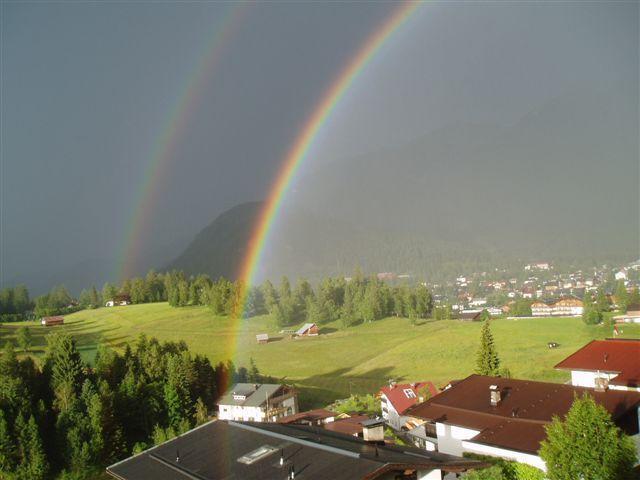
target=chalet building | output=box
[106,420,485,480]
[404,374,640,472]
[256,333,269,344]
[380,381,438,431]
[41,316,64,326]
[295,322,319,336]
[459,310,483,321]
[105,294,131,307]
[614,303,640,324]
[555,338,640,392]
[217,383,298,422]
[531,297,583,317]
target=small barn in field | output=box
[256,333,269,344]
[296,323,319,337]
[41,316,64,327]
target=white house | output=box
[555,338,640,392]
[405,374,640,472]
[613,304,640,324]
[615,270,628,281]
[379,381,438,431]
[531,297,583,317]
[217,383,298,422]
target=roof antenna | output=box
[176,449,180,463]
[289,464,295,479]
[280,449,284,467]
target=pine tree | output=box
[0,409,15,472]
[475,320,500,376]
[15,414,48,480]
[102,283,117,305]
[16,326,32,353]
[614,280,628,313]
[582,291,602,325]
[540,394,637,480]
[595,288,609,313]
[194,398,208,426]
[45,333,85,411]
[628,286,640,306]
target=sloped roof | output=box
[406,374,640,454]
[107,420,485,480]
[380,382,438,415]
[296,323,316,335]
[277,408,335,424]
[217,383,285,407]
[555,338,640,387]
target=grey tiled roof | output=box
[217,383,284,407]
[106,420,486,480]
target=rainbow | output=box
[232,2,421,321]
[118,4,248,281]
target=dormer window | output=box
[233,394,247,401]
[403,389,416,399]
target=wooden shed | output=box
[41,316,64,327]
[295,323,319,337]
[256,333,269,344]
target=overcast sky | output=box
[1,1,638,291]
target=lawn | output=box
[2,303,638,407]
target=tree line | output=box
[0,333,265,480]
[0,286,32,322]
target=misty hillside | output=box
[169,90,638,282]
[166,202,262,279]
[289,90,638,253]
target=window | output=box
[403,389,416,399]
[237,445,278,465]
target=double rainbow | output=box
[234,1,421,315]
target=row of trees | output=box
[0,333,263,479]
[0,286,32,321]
[581,283,639,325]
[261,273,434,329]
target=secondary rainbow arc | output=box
[118,5,248,281]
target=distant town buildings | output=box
[531,297,583,317]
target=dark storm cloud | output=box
[1,1,637,292]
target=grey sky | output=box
[1,1,638,292]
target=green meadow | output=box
[2,303,638,406]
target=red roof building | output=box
[404,374,640,472]
[555,338,640,391]
[380,382,438,430]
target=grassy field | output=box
[2,303,638,407]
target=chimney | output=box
[362,418,385,443]
[389,379,396,388]
[490,385,501,406]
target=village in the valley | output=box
[107,259,640,479]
